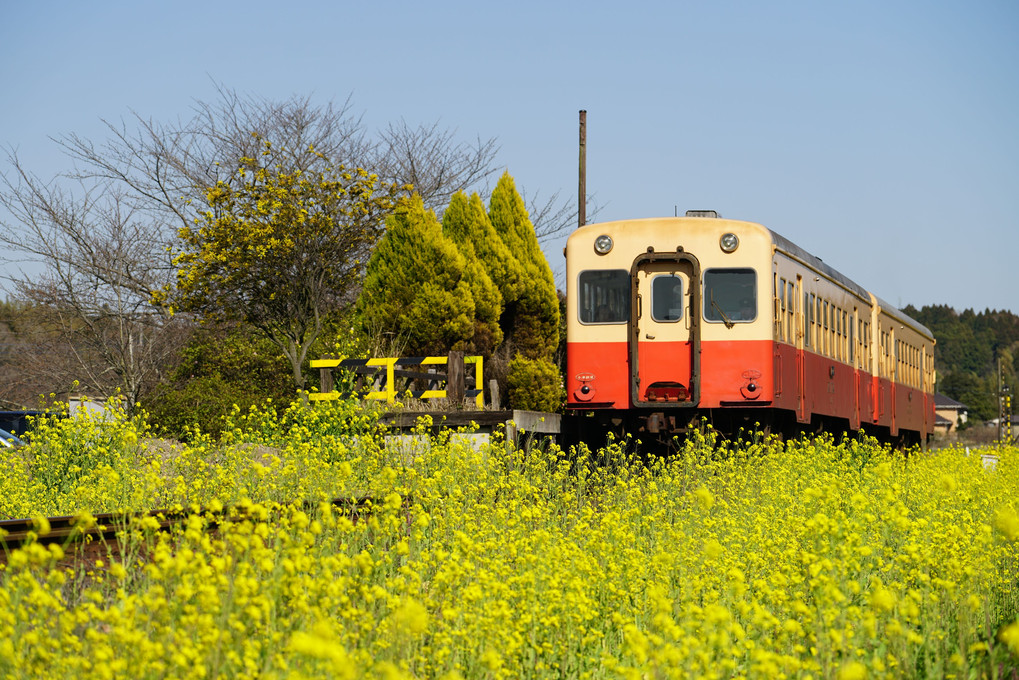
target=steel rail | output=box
[0,496,396,554]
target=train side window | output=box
[804,292,811,348]
[820,303,826,356]
[578,269,630,324]
[786,281,795,343]
[704,268,756,323]
[776,276,785,341]
[878,332,883,375]
[895,339,900,381]
[651,274,683,322]
[863,322,870,372]
[820,301,826,356]
[839,310,846,362]
[832,307,838,358]
[886,332,892,378]
[829,306,834,358]
[849,312,855,365]
[880,331,887,377]
[841,310,847,362]
[861,318,866,365]
[834,307,841,360]
[807,293,816,348]
[906,345,911,386]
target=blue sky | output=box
[2,0,1016,313]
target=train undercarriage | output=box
[563,407,927,454]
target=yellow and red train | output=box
[564,211,935,446]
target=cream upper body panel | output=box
[566,217,775,343]
[566,215,935,351]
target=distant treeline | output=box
[902,304,1019,422]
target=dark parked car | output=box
[0,428,25,447]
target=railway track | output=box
[0,496,396,562]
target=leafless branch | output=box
[374,119,499,214]
[523,188,602,244]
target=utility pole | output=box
[1000,357,1013,445]
[578,110,586,228]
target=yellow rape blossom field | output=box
[1,400,1018,679]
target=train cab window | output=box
[704,268,756,323]
[651,274,684,322]
[578,269,630,324]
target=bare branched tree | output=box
[523,188,602,244]
[57,86,375,238]
[57,85,499,232]
[0,154,188,405]
[0,301,77,408]
[374,120,499,213]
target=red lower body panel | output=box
[567,340,776,409]
[567,340,933,438]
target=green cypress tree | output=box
[488,172,560,361]
[441,192,505,355]
[487,172,564,410]
[357,195,475,356]
[488,172,546,270]
[445,191,525,307]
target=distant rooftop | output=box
[934,393,968,410]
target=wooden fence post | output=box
[447,351,465,406]
[488,379,501,411]
[320,366,334,395]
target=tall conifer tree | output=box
[445,191,525,305]
[489,172,560,361]
[487,172,564,410]
[441,192,504,354]
[357,195,475,355]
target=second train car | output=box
[565,211,935,447]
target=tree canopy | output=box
[441,191,508,354]
[171,142,401,390]
[489,172,560,362]
[357,195,477,356]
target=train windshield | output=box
[703,268,757,323]
[578,269,629,324]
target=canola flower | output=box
[0,400,1017,679]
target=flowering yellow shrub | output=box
[1,404,1017,678]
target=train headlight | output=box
[719,232,739,253]
[594,234,613,255]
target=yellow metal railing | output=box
[310,355,484,407]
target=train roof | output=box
[767,229,870,300]
[766,227,933,339]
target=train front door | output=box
[629,252,701,408]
